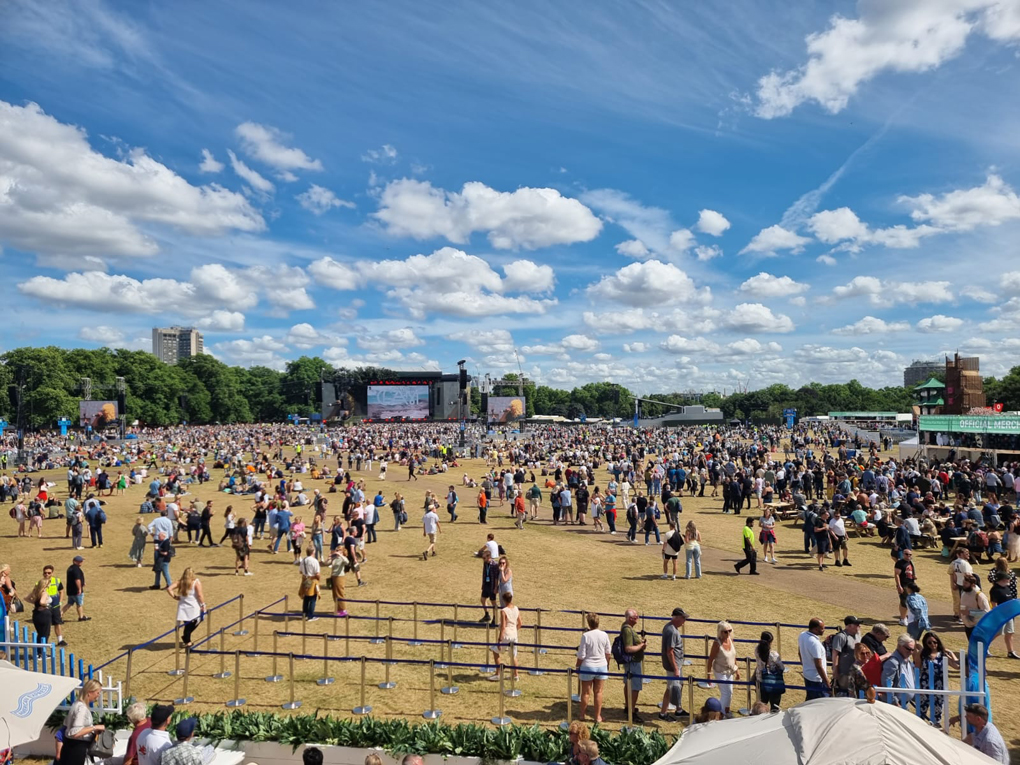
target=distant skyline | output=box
[2,1,1020,393]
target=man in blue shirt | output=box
[273,506,293,553]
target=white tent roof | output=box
[654,698,999,765]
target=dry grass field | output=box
[4,449,1018,757]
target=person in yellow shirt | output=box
[734,517,759,575]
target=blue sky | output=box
[2,0,1020,393]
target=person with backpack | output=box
[828,616,862,696]
[232,518,252,576]
[661,522,682,580]
[614,609,647,723]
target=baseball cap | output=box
[671,607,688,618]
[150,704,174,728]
[73,555,84,563]
[175,717,198,740]
[704,697,723,712]
[843,616,861,625]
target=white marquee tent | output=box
[653,698,1001,765]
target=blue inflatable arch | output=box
[964,600,1020,721]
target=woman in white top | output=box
[168,567,205,649]
[759,507,777,564]
[59,678,104,765]
[706,621,739,716]
[574,611,611,723]
[684,521,703,579]
[219,505,236,545]
[490,591,522,681]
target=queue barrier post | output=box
[234,594,249,636]
[437,620,448,669]
[410,602,423,647]
[379,635,396,689]
[174,648,194,705]
[536,609,546,654]
[738,657,752,716]
[206,607,213,642]
[167,624,185,677]
[559,668,574,730]
[697,636,713,689]
[452,604,462,648]
[481,624,495,676]
[226,650,246,707]
[529,624,544,676]
[265,631,283,682]
[213,629,231,679]
[687,676,695,728]
[345,614,351,656]
[282,653,302,709]
[317,634,334,686]
[251,610,260,654]
[441,641,459,695]
[283,595,290,633]
[423,659,442,719]
[352,656,372,715]
[775,622,782,658]
[124,649,133,701]
[625,668,635,728]
[370,601,384,644]
[506,666,522,698]
[301,616,308,656]
[491,667,511,726]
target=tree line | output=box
[1,345,1018,427]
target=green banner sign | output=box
[919,415,1020,434]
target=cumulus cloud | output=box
[213,334,288,369]
[285,323,342,349]
[900,174,1020,231]
[297,185,355,215]
[373,179,602,250]
[808,207,935,250]
[832,316,910,335]
[738,272,809,298]
[357,327,425,352]
[308,257,360,290]
[79,326,125,345]
[361,144,398,164]
[817,254,838,266]
[199,149,224,173]
[446,329,516,354]
[695,245,722,261]
[916,314,964,333]
[740,225,811,255]
[560,334,600,352]
[668,228,696,253]
[830,276,953,305]
[227,149,274,195]
[753,1,1020,118]
[235,121,322,174]
[695,209,731,236]
[723,303,795,333]
[616,239,651,259]
[587,260,711,307]
[623,341,650,353]
[0,100,264,259]
[502,260,556,293]
[196,310,245,332]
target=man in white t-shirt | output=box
[166,497,181,542]
[422,507,440,560]
[949,548,974,622]
[298,547,321,622]
[136,703,174,765]
[797,617,830,700]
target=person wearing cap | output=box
[693,696,724,723]
[830,616,862,696]
[952,703,1010,764]
[63,555,90,623]
[136,704,174,765]
[159,718,205,765]
[658,607,688,722]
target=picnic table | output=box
[772,501,798,521]
[949,536,968,556]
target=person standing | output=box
[661,522,681,580]
[830,616,862,696]
[478,487,489,524]
[298,546,321,622]
[734,516,759,575]
[63,555,89,622]
[989,570,1018,658]
[619,608,647,723]
[422,504,440,560]
[755,631,786,712]
[37,564,66,647]
[29,573,55,648]
[575,613,611,723]
[167,568,205,649]
[798,617,830,700]
[198,501,215,547]
[759,507,777,564]
[57,680,105,765]
[706,621,739,716]
[478,549,499,627]
[233,519,252,576]
[658,607,688,721]
[129,518,149,567]
[328,548,349,617]
[915,632,959,723]
[83,496,105,549]
[527,482,541,520]
[684,521,702,579]
[880,634,917,707]
[150,531,172,590]
[490,591,522,681]
[948,548,973,624]
[446,485,459,522]
[513,490,526,530]
[894,550,917,626]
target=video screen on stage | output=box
[488,396,526,423]
[366,384,430,420]
[79,400,119,428]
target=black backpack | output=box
[611,633,633,666]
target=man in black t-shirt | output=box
[894,550,916,627]
[63,555,90,622]
[343,528,364,586]
[990,571,1018,659]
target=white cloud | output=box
[623,342,650,353]
[269,287,315,312]
[580,189,676,254]
[615,239,651,259]
[592,352,613,361]
[740,225,811,255]
[520,343,569,358]
[373,178,602,250]
[285,323,341,349]
[502,260,556,293]
[808,207,935,250]
[668,228,696,253]
[79,326,124,345]
[227,149,274,195]
[389,288,555,320]
[789,296,807,307]
[190,263,260,309]
[832,316,910,335]
[901,174,1020,231]
[361,144,398,164]
[196,310,245,332]
[357,327,425,352]
[916,314,964,333]
[830,276,953,305]
[961,285,998,303]
[0,101,264,259]
[726,338,784,355]
[695,245,722,261]
[447,329,516,354]
[587,260,711,307]
[738,272,809,298]
[199,149,224,173]
[308,257,360,290]
[297,185,355,215]
[213,334,288,369]
[235,121,322,174]
[582,308,654,335]
[817,254,838,266]
[695,209,731,236]
[659,335,719,354]
[560,334,600,352]
[723,303,795,333]
[753,1,1020,118]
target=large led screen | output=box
[79,400,119,428]
[488,396,526,423]
[366,385,430,420]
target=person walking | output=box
[391,493,405,531]
[643,498,660,545]
[63,555,89,622]
[167,567,205,649]
[298,545,321,622]
[446,485,458,522]
[734,516,759,575]
[798,617,830,700]
[150,531,172,590]
[659,607,688,721]
[129,518,148,567]
[218,505,236,545]
[422,504,440,560]
[755,631,786,712]
[903,582,932,641]
[232,518,252,576]
[684,521,702,579]
[198,501,215,547]
[619,608,647,723]
[759,507,777,564]
[490,591,522,681]
[84,497,106,549]
[575,612,611,723]
[527,482,541,520]
[706,621,739,717]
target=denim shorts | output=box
[68,595,84,607]
[626,662,643,690]
[579,663,609,682]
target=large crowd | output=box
[1,419,1017,764]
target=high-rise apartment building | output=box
[152,326,204,364]
[903,359,943,388]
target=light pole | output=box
[457,360,467,449]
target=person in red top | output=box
[477,489,488,525]
[122,702,151,765]
[513,492,526,530]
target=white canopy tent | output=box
[1,660,81,750]
[653,698,999,765]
